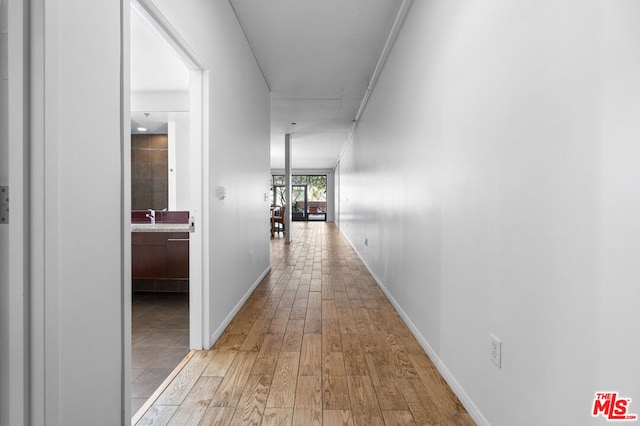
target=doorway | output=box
[129,0,208,417]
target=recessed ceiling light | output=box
[137,127,147,132]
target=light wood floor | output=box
[135,222,474,425]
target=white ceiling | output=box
[130,0,403,169]
[230,0,403,170]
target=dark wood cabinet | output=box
[166,236,190,278]
[132,232,189,280]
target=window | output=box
[271,175,327,221]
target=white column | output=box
[284,133,292,244]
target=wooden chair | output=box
[272,205,285,236]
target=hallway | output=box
[135,222,473,425]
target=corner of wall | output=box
[208,264,271,347]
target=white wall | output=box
[174,120,191,210]
[168,119,191,211]
[130,90,189,112]
[338,1,640,425]
[598,0,640,404]
[151,0,271,347]
[3,0,269,424]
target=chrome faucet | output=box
[146,209,156,225]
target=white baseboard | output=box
[208,264,271,347]
[337,226,489,426]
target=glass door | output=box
[291,184,307,221]
[306,176,327,221]
[270,175,327,221]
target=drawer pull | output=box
[167,238,189,242]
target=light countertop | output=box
[131,223,194,233]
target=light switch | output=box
[0,186,8,224]
[216,186,228,200]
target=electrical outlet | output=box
[490,334,502,369]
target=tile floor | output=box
[131,292,190,415]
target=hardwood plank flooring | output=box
[135,222,474,425]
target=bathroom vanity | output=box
[131,210,192,292]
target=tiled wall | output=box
[132,134,168,210]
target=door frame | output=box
[3,0,29,424]
[130,0,209,350]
